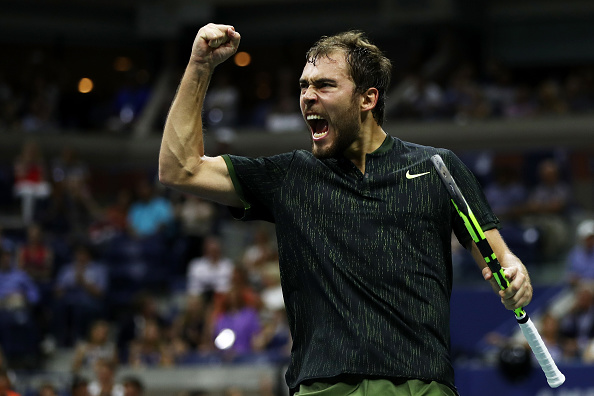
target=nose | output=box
[301,86,317,104]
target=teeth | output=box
[307,114,325,120]
[313,131,328,139]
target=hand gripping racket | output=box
[430,154,565,388]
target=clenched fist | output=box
[191,23,241,69]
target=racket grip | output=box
[517,316,565,388]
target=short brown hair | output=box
[306,31,392,126]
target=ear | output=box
[360,87,379,112]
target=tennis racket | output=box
[430,154,565,388]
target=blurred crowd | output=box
[2,41,594,135]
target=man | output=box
[53,244,108,346]
[159,23,533,395]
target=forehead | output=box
[300,51,352,82]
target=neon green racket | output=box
[430,154,565,388]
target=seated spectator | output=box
[484,165,528,223]
[127,319,176,368]
[522,158,573,259]
[50,146,89,187]
[559,284,594,359]
[171,295,209,355]
[566,219,594,287]
[173,194,217,270]
[88,359,123,396]
[0,245,40,364]
[537,312,567,364]
[53,244,108,346]
[241,227,277,288]
[116,292,170,363]
[186,237,234,301]
[127,179,173,239]
[72,319,118,373]
[88,188,132,245]
[211,266,261,321]
[13,141,51,225]
[121,377,144,396]
[16,223,54,284]
[0,368,21,396]
[212,288,262,359]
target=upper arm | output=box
[159,155,243,208]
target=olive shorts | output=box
[294,379,457,396]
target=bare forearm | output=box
[159,61,212,186]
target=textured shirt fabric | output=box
[223,135,499,393]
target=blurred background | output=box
[0,0,593,395]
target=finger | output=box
[482,266,493,281]
[199,24,233,48]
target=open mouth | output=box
[306,114,329,140]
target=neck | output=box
[344,121,387,174]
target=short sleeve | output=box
[222,152,295,222]
[444,150,500,248]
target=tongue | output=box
[315,119,329,134]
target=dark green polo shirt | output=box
[223,135,499,394]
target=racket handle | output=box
[517,316,565,388]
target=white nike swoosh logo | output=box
[405,170,431,179]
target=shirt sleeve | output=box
[443,150,500,248]
[222,152,295,222]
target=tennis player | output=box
[159,23,533,396]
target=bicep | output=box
[161,155,243,208]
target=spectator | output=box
[0,245,40,364]
[523,158,573,259]
[72,319,118,373]
[537,312,566,364]
[212,287,262,359]
[173,194,217,270]
[127,179,174,239]
[87,359,123,396]
[121,377,144,396]
[16,223,54,284]
[50,147,89,187]
[484,164,528,223]
[40,174,97,240]
[0,368,20,396]
[212,266,261,319]
[241,227,277,287]
[13,141,51,225]
[53,244,108,346]
[15,223,54,347]
[186,237,234,300]
[203,73,239,129]
[127,319,176,368]
[116,292,170,362]
[170,295,209,355]
[566,219,594,287]
[559,284,594,359]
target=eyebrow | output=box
[299,78,337,87]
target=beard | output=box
[311,100,361,160]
